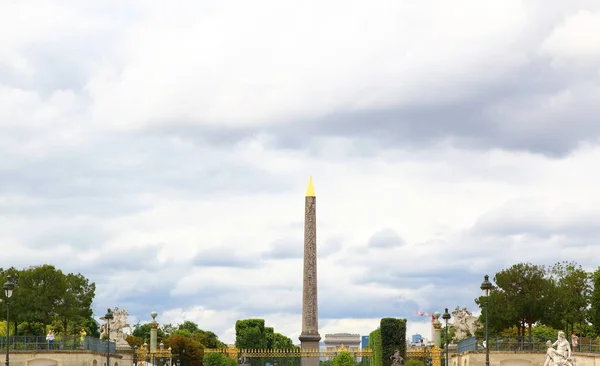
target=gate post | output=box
[430,346,442,366]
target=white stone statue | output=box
[452,307,481,341]
[390,349,404,366]
[100,307,133,346]
[544,332,573,366]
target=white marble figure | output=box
[452,307,481,341]
[100,307,133,345]
[390,350,404,366]
[544,332,574,366]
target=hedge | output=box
[380,317,407,366]
[369,328,382,366]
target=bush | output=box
[380,318,407,366]
[405,360,424,366]
[333,351,355,366]
[203,352,236,366]
[369,328,382,366]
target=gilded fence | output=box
[205,344,373,359]
[406,346,442,366]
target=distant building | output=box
[361,336,369,349]
[411,334,423,343]
[324,333,361,351]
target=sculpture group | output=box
[452,307,481,341]
[390,349,404,366]
[544,331,574,366]
[100,307,133,345]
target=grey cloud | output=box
[263,238,303,260]
[368,228,405,248]
[318,236,344,257]
[469,202,600,246]
[26,224,111,250]
[260,60,599,158]
[0,133,289,213]
[192,248,260,268]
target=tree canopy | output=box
[476,261,599,340]
[0,265,95,337]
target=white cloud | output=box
[541,10,600,64]
[2,0,600,347]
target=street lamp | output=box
[442,308,451,366]
[134,345,138,366]
[105,308,114,366]
[480,275,493,366]
[3,276,16,366]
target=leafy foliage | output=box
[380,318,406,366]
[164,335,205,366]
[235,319,267,349]
[332,351,354,366]
[369,328,382,366]
[475,261,598,340]
[0,265,95,337]
[203,352,236,366]
[405,360,424,366]
[439,325,455,349]
[589,267,600,334]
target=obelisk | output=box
[299,177,320,366]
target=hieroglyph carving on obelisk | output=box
[299,177,320,366]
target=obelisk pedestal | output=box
[299,177,320,366]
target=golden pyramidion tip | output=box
[306,176,316,197]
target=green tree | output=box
[475,288,518,337]
[235,319,267,349]
[273,332,296,349]
[164,335,204,366]
[548,261,591,335]
[332,351,354,366]
[265,327,275,349]
[589,267,600,335]
[439,325,455,349]
[192,330,227,349]
[13,265,66,334]
[485,263,551,341]
[133,323,165,342]
[55,273,95,336]
[179,321,200,334]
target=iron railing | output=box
[0,336,116,354]
[479,337,600,353]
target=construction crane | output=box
[415,311,435,342]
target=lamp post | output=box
[105,308,114,366]
[442,308,451,366]
[480,275,493,366]
[134,345,138,366]
[3,276,16,366]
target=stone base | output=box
[299,333,321,366]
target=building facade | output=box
[323,333,361,352]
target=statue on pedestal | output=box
[100,307,133,347]
[452,307,481,341]
[544,331,573,366]
[390,350,404,366]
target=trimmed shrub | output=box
[380,318,407,366]
[369,328,382,366]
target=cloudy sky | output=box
[2,0,600,344]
